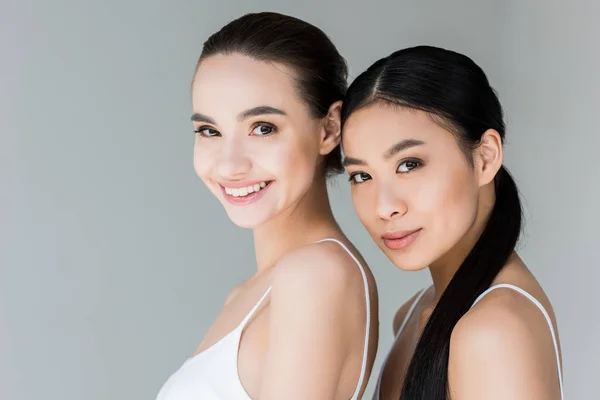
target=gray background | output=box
[2,0,598,399]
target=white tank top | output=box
[156,238,372,400]
[373,283,564,400]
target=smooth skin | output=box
[190,54,378,400]
[343,104,562,399]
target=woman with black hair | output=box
[341,45,563,400]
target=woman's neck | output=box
[429,186,496,303]
[252,177,341,274]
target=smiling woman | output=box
[156,12,378,400]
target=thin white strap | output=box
[374,287,427,398]
[315,238,370,400]
[238,286,272,328]
[472,283,564,400]
[396,288,428,339]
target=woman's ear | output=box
[319,101,342,155]
[475,129,503,186]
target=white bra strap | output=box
[472,283,563,400]
[315,238,370,400]
[238,286,272,329]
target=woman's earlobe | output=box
[320,101,343,155]
[477,129,503,186]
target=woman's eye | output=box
[349,172,371,184]
[195,127,220,137]
[397,160,420,173]
[251,124,276,136]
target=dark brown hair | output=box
[196,12,348,175]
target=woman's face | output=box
[342,104,481,271]
[191,54,331,228]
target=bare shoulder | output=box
[392,289,426,335]
[264,239,370,355]
[223,282,246,306]
[451,289,538,353]
[449,288,561,399]
[258,241,372,400]
[271,239,367,301]
[452,287,555,347]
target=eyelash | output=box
[348,158,423,185]
[194,122,278,138]
[251,122,277,136]
[348,172,371,185]
[397,158,422,173]
[194,126,220,138]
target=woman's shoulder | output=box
[453,258,558,349]
[454,267,557,341]
[271,238,370,299]
[448,281,561,397]
[454,285,544,342]
[263,239,372,345]
[392,288,428,335]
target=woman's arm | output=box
[258,245,368,400]
[448,292,562,400]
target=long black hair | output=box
[195,12,348,175]
[341,45,522,399]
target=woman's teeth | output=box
[224,181,268,197]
